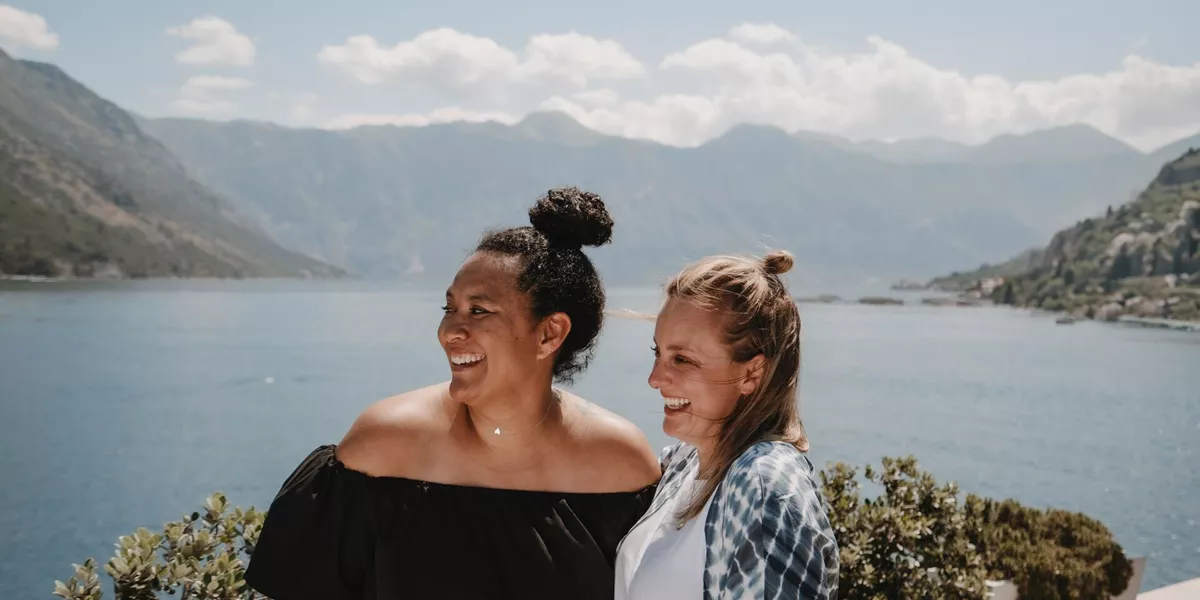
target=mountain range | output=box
[3,51,1199,288]
[0,49,340,279]
[139,112,1197,286]
[814,123,1194,167]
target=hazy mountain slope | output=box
[805,124,1144,166]
[0,51,340,278]
[924,248,1045,291]
[1150,133,1200,166]
[964,124,1139,165]
[854,136,970,164]
[139,113,1171,286]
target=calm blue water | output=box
[1,280,1197,597]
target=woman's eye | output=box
[674,355,692,365]
[469,307,490,315]
[440,305,452,313]
[650,345,659,355]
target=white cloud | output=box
[317,28,643,95]
[267,91,320,124]
[0,4,58,50]
[173,75,253,113]
[289,93,318,122]
[317,29,520,93]
[542,26,1200,151]
[325,107,518,130]
[728,23,794,45]
[571,88,621,106]
[167,16,255,67]
[520,32,644,87]
[541,94,720,147]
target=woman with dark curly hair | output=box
[244,187,662,600]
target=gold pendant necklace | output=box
[492,390,557,436]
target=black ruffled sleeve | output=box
[244,445,374,600]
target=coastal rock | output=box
[796,294,843,304]
[859,296,905,306]
[1095,302,1125,321]
[1128,297,1165,318]
[1106,233,1137,258]
[1178,200,1199,222]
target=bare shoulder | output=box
[335,382,449,477]
[562,391,661,491]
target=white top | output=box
[614,467,715,600]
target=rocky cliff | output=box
[986,149,1200,321]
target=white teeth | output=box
[664,397,690,409]
[450,353,485,365]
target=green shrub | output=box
[964,496,1133,600]
[820,457,1133,600]
[54,493,265,600]
[56,460,1134,600]
[821,457,989,599]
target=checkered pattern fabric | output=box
[636,441,839,599]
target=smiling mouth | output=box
[664,396,691,410]
[449,353,485,369]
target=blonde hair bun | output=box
[762,250,794,276]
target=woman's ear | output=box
[739,354,766,395]
[536,312,572,361]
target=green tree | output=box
[1109,245,1134,281]
[820,457,988,599]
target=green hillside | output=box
[0,50,341,279]
[924,248,1044,292]
[959,150,1200,321]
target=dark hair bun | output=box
[528,187,614,249]
[762,250,794,275]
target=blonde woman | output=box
[614,250,839,600]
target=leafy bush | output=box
[820,457,989,599]
[54,493,265,600]
[56,459,1133,600]
[964,496,1132,600]
[820,457,1133,600]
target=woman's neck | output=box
[458,386,562,450]
[694,432,784,476]
[693,441,715,476]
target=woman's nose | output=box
[438,315,468,344]
[648,360,669,390]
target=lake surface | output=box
[1,279,1197,597]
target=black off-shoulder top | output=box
[244,445,657,600]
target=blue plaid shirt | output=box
[625,440,839,599]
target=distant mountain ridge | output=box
[797,122,1181,166]
[138,111,1196,286]
[0,50,341,279]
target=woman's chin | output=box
[448,377,483,404]
[661,411,689,439]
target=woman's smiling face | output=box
[647,297,760,446]
[438,251,545,404]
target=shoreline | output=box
[806,287,1200,332]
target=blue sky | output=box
[3,0,1199,150]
